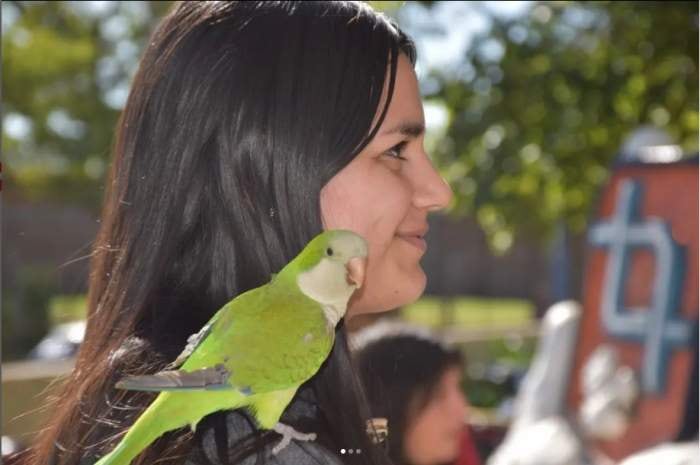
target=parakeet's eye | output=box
[326,247,334,256]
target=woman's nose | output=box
[413,155,454,212]
[452,390,469,420]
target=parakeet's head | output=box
[290,230,368,308]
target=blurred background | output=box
[2,1,698,462]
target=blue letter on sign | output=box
[589,179,696,395]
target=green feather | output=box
[92,230,366,465]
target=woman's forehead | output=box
[373,53,425,134]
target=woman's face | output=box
[404,367,469,465]
[321,53,453,317]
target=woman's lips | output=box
[396,234,427,251]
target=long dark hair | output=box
[352,323,465,465]
[28,2,416,464]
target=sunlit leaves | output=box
[2,1,173,210]
[428,1,698,253]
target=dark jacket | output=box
[184,387,345,465]
[35,387,345,465]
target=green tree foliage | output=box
[3,1,697,248]
[2,1,173,210]
[425,1,698,252]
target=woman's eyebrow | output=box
[379,120,425,138]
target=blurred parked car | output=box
[27,320,85,360]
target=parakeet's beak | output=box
[346,257,366,289]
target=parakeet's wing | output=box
[115,283,334,394]
[217,285,334,394]
[115,285,267,392]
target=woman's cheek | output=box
[321,200,364,232]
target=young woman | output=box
[352,323,482,465]
[27,2,452,464]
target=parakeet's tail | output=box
[91,433,155,465]
[92,396,181,465]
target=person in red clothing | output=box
[352,322,482,465]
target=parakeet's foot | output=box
[271,422,317,455]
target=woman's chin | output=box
[393,265,427,305]
[405,266,427,300]
[346,264,427,317]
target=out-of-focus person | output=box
[352,321,482,465]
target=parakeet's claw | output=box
[271,422,317,455]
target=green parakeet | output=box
[92,229,368,465]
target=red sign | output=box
[568,158,698,460]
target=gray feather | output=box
[115,364,232,392]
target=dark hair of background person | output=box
[27,1,416,464]
[353,328,465,465]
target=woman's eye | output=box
[383,141,408,161]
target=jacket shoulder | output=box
[185,409,344,465]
